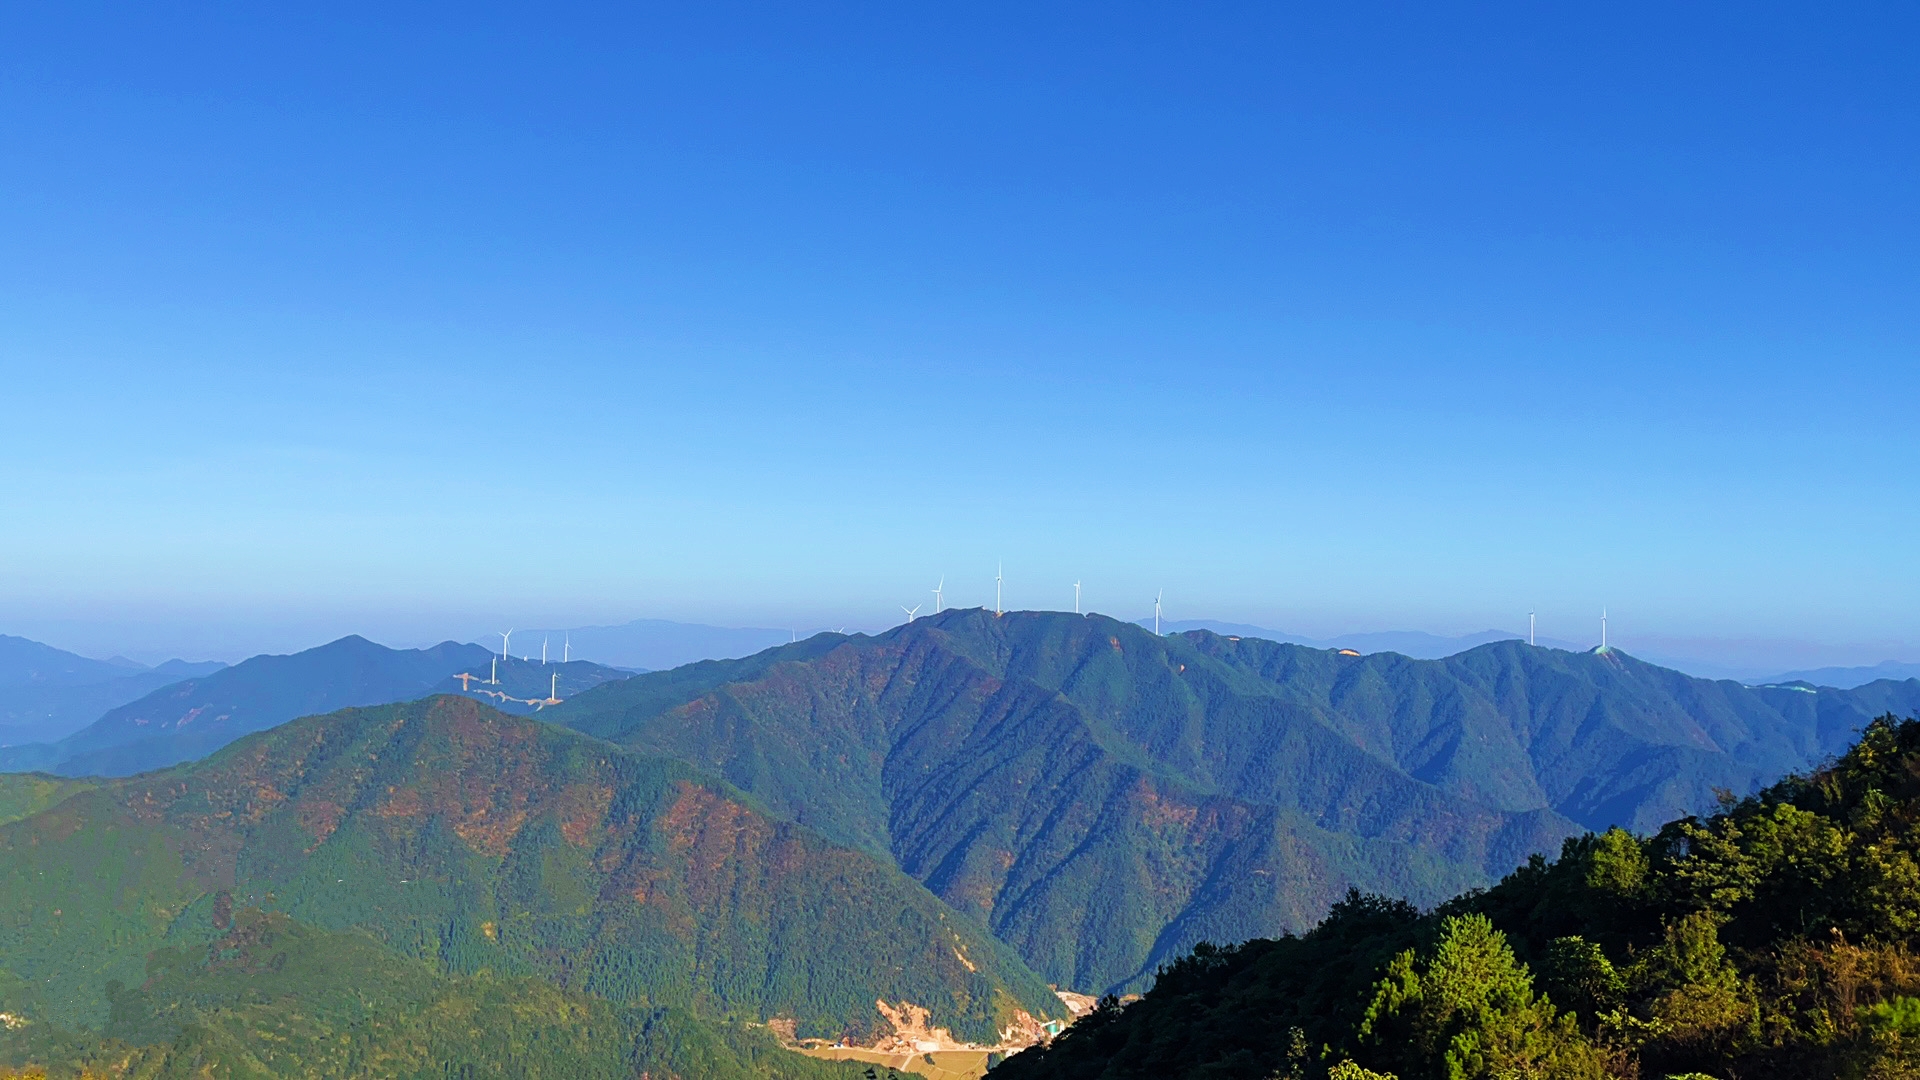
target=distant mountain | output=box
[0,695,1064,1050]
[429,653,634,714]
[1760,659,1920,689]
[0,634,142,687]
[0,657,228,747]
[549,609,1920,997]
[508,618,791,671]
[0,636,491,776]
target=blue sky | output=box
[1,3,1916,667]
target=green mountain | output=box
[1,907,869,1079]
[0,694,1062,1050]
[994,710,1920,1080]
[547,609,1920,996]
[0,637,492,777]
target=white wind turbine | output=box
[932,576,944,614]
[541,636,548,665]
[563,633,571,663]
[499,629,513,661]
[995,562,1004,616]
[901,603,922,622]
[1529,609,1536,646]
[1154,591,1163,635]
[1074,581,1082,615]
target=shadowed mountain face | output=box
[0,695,1061,1045]
[0,636,493,776]
[548,609,1920,995]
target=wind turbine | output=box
[1529,610,1536,646]
[932,576,944,614]
[995,562,1004,616]
[498,630,513,672]
[1073,581,1082,615]
[563,633,570,663]
[1601,608,1608,651]
[901,604,922,622]
[541,636,548,665]
[549,672,558,703]
[1154,591,1163,635]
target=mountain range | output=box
[0,634,225,747]
[4,610,1920,1077]
[1761,658,1920,689]
[544,608,1920,996]
[0,636,493,776]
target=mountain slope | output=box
[994,711,1920,1080]
[0,694,1062,1046]
[548,610,1920,997]
[0,907,868,1080]
[548,612,1580,994]
[0,636,492,776]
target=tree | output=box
[1358,914,1610,1080]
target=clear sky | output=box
[2,3,1916,667]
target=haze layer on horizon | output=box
[2,4,1915,668]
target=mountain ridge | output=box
[547,609,1920,996]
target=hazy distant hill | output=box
[0,634,141,687]
[1761,659,1920,689]
[0,657,228,747]
[0,695,1063,1050]
[0,636,490,776]
[0,635,227,747]
[549,609,1920,996]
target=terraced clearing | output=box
[795,1046,994,1080]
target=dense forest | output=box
[996,713,1920,1079]
[552,609,1920,996]
[0,908,869,1079]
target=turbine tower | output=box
[1529,609,1536,646]
[932,576,944,614]
[541,636,548,665]
[563,633,570,663]
[1074,581,1082,615]
[901,604,922,622]
[1601,608,1608,651]
[499,629,513,662]
[1154,590,1163,635]
[995,562,1004,616]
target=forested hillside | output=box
[550,609,1920,995]
[1,908,868,1080]
[0,695,1064,1066]
[996,712,1920,1079]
